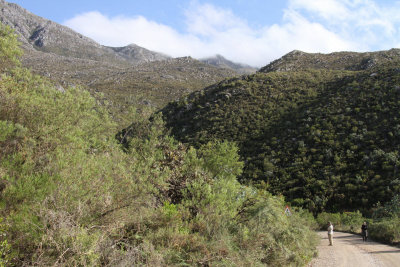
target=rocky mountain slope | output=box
[109,44,170,64]
[200,54,257,74]
[260,49,400,73]
[0,0,238,125]
[160,49,400,212]
[0,0,169,65]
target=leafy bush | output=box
[369,218,400,244]
[341,211,365,232]
[316,211,364,232]
[0,23,21,71]
[372,194,400,218]
[233,193,318,266]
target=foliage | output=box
[161,54,400,213]
[0,24,21,71]
[232,194,318,266]
[0,23,317,266]
[316,211,364,233]
[0,219,12,267]
[316,211,400,246]
[372,194,400,218]
[315,197,400,246]
[369,218,400,244]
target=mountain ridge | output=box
[0,0,169,65]
[0,0,239,125]
[260,48,400,73]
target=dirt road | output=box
[308,231,400,267]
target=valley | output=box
[1,0,400,266]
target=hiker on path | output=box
[361,222,368,242]
[328,222,334,246]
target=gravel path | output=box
[308,231,400,267]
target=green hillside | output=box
[0,24,317,266]
[161,51,400,213]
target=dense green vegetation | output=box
[161,52,400,214]
[0,24,317,266]
[316,194,400,245]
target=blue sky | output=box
[9,1,287,31]
[9,0,400,67]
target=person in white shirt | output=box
[328,221,334,246]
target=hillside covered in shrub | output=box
[161,50,400,213]
[0,24,318,266]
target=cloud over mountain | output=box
[64,0,400,67]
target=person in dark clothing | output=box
[361,222,368,242]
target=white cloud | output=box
[184,2,250,37]
[64,1,400,67]
[64,11,200,56]
[289,0,351,21]
[289,0,400,41]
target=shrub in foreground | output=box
[0,23,318,266]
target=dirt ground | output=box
[308,231,400,267]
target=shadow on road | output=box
[333,234,358,239]
[369,250,400,254]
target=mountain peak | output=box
[108,44,170,64]
[287,50,306,55]
[200,54,257,74]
